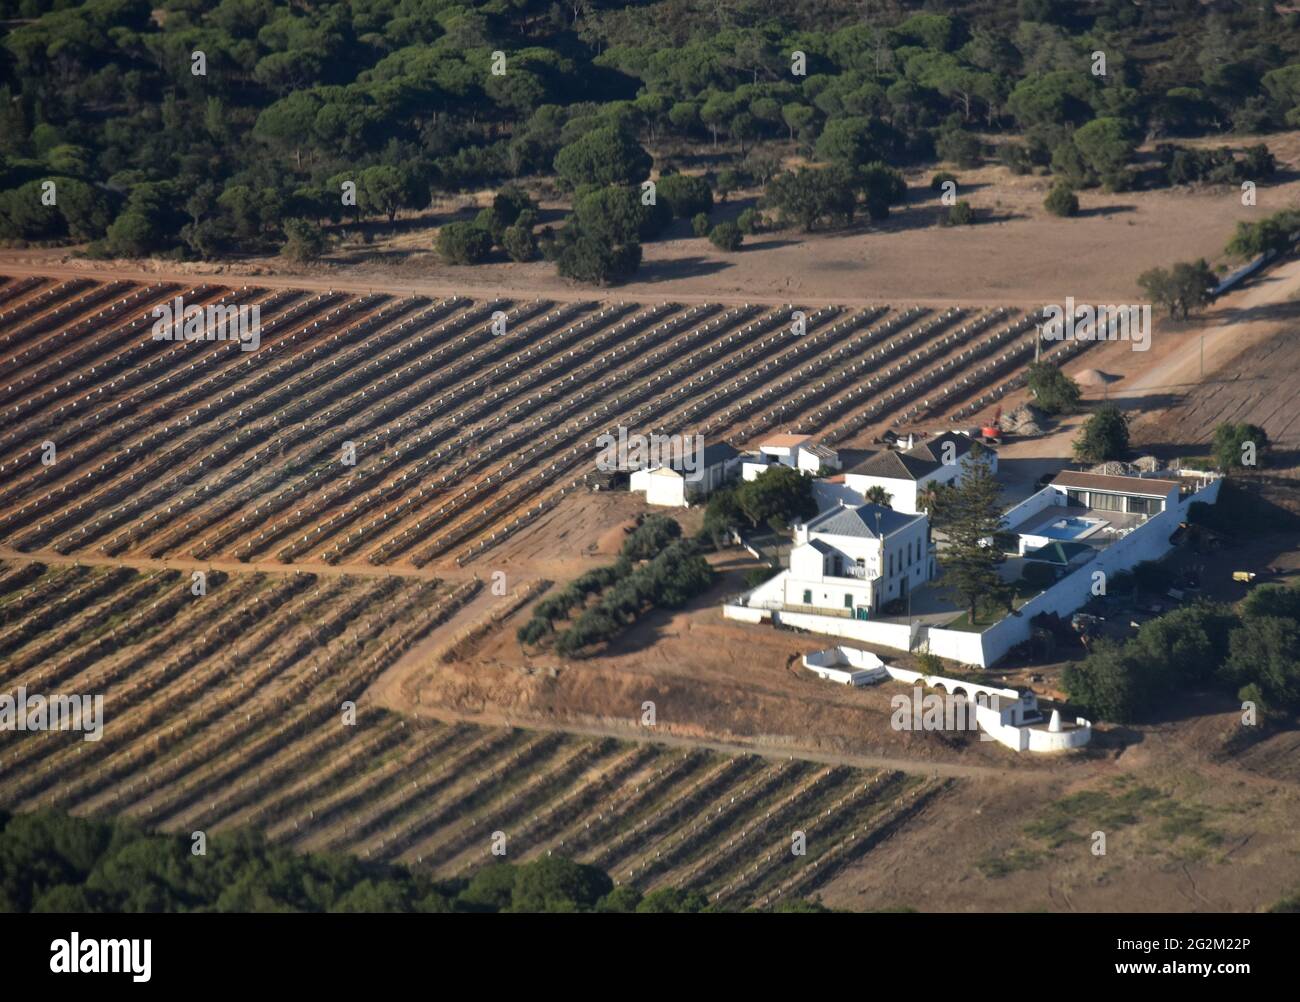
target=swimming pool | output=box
[1038,516,1106,540]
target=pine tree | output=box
[938,456,1008,623]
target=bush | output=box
[622,514,682,560]
[437,221,493,264]
[930,171,958,190]
[502,223,537,262]
[935,128,982,168]
[573,185,669,244]
[691,211,711,237]
[945,200,975,225]
[708,221,742,251]
[656,173,712,218]
[555,231,641,285]
[736,208,763,234]
[1026,362,1081,414]
[998,142,1033,174]
[1212,421,1268,470]
[1044,182,1079,217]
[280,218,327,263]
[516,618,552,646]
[1073,404,1129,463]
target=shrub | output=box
[555,231,641,285]
[516,618,552,647]
[656,173,712,218]
[1212,421,1268,470]
[930,171,958,190]
[280,218,327,263]
[1026,362,1081,414]
[437,221,493,264]
[998,142,1033,174]
[736,208,763,234]
[691,211,711,237]
[936,128,982,168]
[622,515,682,560]
[708,221,742,251]
[502,223,537,262]
[945,200,975,225]
[1044,182,1079,217]
[1073,404,1129,462]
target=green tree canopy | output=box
[1072,403,1129,463]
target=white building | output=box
[726,465,1222,668]
[741,434,840,481]
[748,502,933,618]
[802,649,1092,752]
[844,431,996,513]
[629,442,740,507]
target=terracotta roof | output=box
[761,433,814,449]
[1051,471,1180,496]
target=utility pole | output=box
[1200,334,1204,379]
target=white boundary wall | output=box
[1001,485,1066,529]
[929,475,1223,666]
[802,646,888,685]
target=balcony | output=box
[824,563,872,580]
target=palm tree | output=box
[864,485,893,507]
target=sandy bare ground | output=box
[3,132,1298,310]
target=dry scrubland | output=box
[1,143,1300,910]
[6,130,1300,308]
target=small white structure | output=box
[628,442,740,508]
[629,465,689,507]
[802,646,888,686]
[804,647,1092,752]
[742,434,840,481]
[844,431,996,514]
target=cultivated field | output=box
[0,559,946,911]
[0,273,1101,580]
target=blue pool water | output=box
[1039,516,1101,540]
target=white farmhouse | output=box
[748,502,933,618]
[741,434,840,481]
[844,431,997,513]
[629,442,740,507]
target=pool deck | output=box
[1009,505,1147,543]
